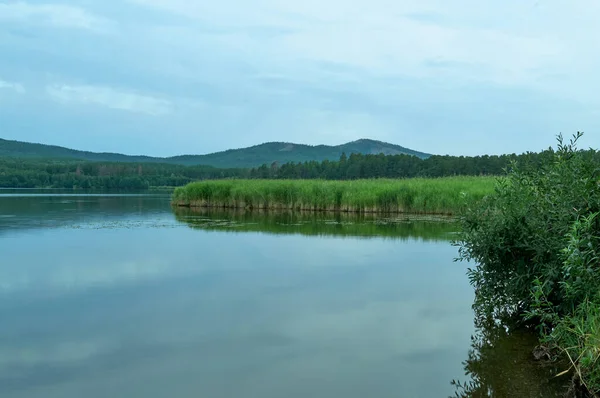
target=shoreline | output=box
[171,200,458,216]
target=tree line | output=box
[0,158,249,189]
[1,147,599,189]
[249,148,570,179]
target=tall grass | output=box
[172,177,496,215]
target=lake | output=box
[0,190,566,398]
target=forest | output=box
[0,137,430,167]
[248,149,561,179]
[1,146,596,189]
[0,158,248,189]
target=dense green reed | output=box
[172,177,496,215]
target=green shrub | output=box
[455,132,600,394]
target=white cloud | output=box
[3,0,600,154]
[46,84,172,116]
[0,79,25,94]
[126,0,597,96]
[0,1,112,31]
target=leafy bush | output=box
[455,132,600,395]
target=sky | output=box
[1,0,599,157]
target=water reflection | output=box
[0,192,569,397]
[2,192,474,398]
[2,230,472,398]
[174,207,458,241]
[0,190,171,233]
[450,317,570,398]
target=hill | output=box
[0,138,431,168]
[0,139,158,163]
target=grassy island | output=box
[171,177,496,215]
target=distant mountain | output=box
[0,138,431,168]
[0,139,160,163]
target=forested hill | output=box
[1,146,574,189]
[0,138,158,163]
[0,138,431,168]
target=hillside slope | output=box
[0,138,431,168]
[0,139,158,163]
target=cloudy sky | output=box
[1,0,599,157]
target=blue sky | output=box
[1,0,599,157]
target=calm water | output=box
[0,190,565,398]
